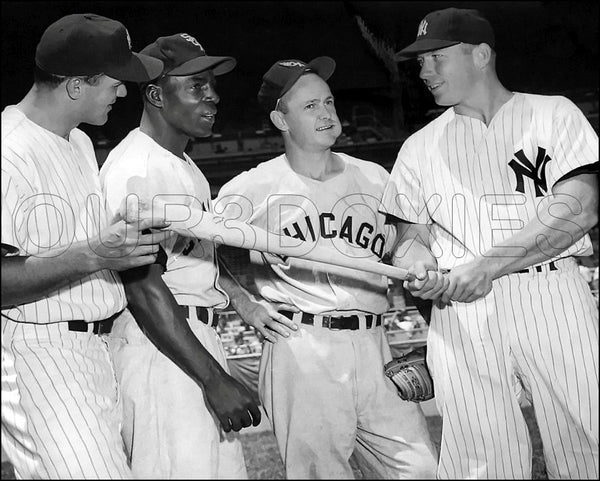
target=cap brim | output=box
[105,53,164,82]
[305,56,336,82]
[280,56,336,97]
[395,39,461,61]
[167,56,237,76]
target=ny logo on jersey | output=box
[417,19,428,37]
[508,147,552,197]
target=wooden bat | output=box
[124,198,415,282]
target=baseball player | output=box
[1,14,166,479]
[100,33,260,478]
[380,7,599,479]
[214,57,438,479]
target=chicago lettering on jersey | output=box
[281,213,386,258]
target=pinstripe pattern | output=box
[1,105,130,478]
[428,259,598,479]
[1,320,131,479]
[2,106,126,324]
[381,93,599,478]
[381,94,595,271]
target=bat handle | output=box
[404,268,449,283]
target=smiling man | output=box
[214,57,437,479]
[99,33,260,478]
[380,7,599,479]
[1,13,167,479]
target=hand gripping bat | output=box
[123,197,416,282]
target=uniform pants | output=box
[1,320,131,479]
[429,257,599,479]
[108,308,247,479]
[259,323,438,479]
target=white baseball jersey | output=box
[1,105,130,478]
[101,127,228,308]
[215,152,393,315]
[100,128,246,479]
[380,93,594,270]
[216,152,438,479]
[380,93,599,479]
[1,106,126,325]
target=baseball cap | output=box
[257,57,336,112]
[140,33,236,79]
[396,8,495,60]
[35,13,163,82]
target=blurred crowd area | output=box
[93,88,598,168]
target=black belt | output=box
[443,260,560,276]
[280,310,381,330]
[516,261,558,274]
[189,306,220,328]
[68,312,119,335]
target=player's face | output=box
[80,75,127,126]
[417,43,479,107]
[159,71,220,139]
[281,73,341,150]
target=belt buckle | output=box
[322,315,339,330]
[93,319,113,335]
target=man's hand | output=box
[237,299,299,343]
[89,217,170,271]
[440,259,494,304]
[403,261,449,301]
[203,368,262,432]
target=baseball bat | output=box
[125,198,415,282]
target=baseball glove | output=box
[384,346,434,402]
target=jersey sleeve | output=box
[213,171,256,223]
[548,96,599,188]
[379,137,431,224]
[1,151,35,254]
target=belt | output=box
[68,312,119,335]
[443,260,563,276]
[187,306,219,328]
[280,310,382,330]
[516,260,558,274]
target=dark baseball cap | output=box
[140,33,236,79]
[35,13,163,82]
[396,8,494,60]
[257,57,336,112]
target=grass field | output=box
[2,406,547,479]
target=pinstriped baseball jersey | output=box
[1,106,126,325]
[216,152,394,315]
[100,128,228,308]
[380,93,599,479]
[380,93,595,270]
[1,105,131,479]
[1,322,130,478]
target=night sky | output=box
[2,1,598,141]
